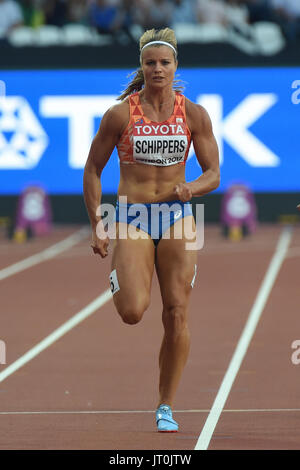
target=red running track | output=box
[0,223,299,450]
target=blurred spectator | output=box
[43,0,68,26]
[89,0,135,42]
[102,0,119,5]
[243,0,272,23]
[196,0,228,25]
[271,0,300,17]
[89,0,121,33]
[67,0,88,24]
[120,0,136,41]
[18,0,45,28]
[0,0,298,45]
[270,0,300,40]
[225,0,249,28]
[171,0,197,25]
[0,0,23,39]
[134,0,174,30]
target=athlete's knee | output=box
[121,308,142,325]
[117,297,150,325]
[162,303,188,336]
[109,269,151,324]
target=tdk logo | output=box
[0,96,48,169]
[0,93,280,170]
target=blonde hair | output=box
[117,28,184,101]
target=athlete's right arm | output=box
[83,104,126,257]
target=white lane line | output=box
[1,408,300,416]
[194,225,294,451]
[0,227,89,281]
[0,289,112,383]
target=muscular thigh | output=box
[155,217,198,306]
[111,223,155,310]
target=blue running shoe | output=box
[156,404,179,432]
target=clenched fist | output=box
[174,182,193,202]
[91,225,109,258]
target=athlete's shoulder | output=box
[104,99,129,121]
[185,97,213,134]
[185,97,209,119]
[101,98,130,134]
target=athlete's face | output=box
[141,46,177,89]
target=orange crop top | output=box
[117,91,192,166]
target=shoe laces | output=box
[159,405,172,415]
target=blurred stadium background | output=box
[0,0,300,227]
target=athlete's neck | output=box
[140,89,175,111]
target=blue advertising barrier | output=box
[0,68,299,195]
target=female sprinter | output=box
[83,28,220,432]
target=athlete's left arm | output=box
[175,102,220,201]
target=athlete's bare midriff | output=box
[118,162,186,203]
